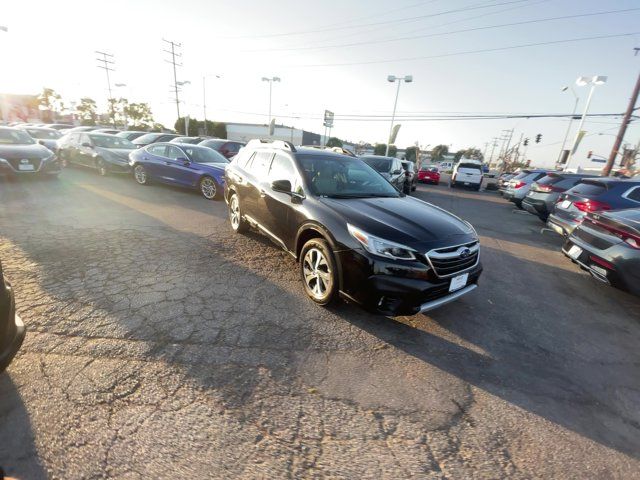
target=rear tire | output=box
[300,238,338,307]
[228,192,248,234]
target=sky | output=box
[1,0,639,168]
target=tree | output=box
[374,143,397,156]
[125,102,155,130]
[431,144,449,162]
[108,97,130,127]
[76,97,97,126]
[38,87,65,122]
[326,137,343,148]
[201,120,227,138]
[404,146,419,162]
[461,147,484,161]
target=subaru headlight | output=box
[347,224,416,261]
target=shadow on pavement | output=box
[0,374,47,480]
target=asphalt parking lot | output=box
[1,169,639,479]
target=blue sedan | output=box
[129,142,228,200]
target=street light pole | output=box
[202,74,221,136]
[565,75,607,171]
[385,74,412,156]
[262,76,281,136]
[557,86,579,167]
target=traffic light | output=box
[523,138,529,146]
[587,150,593,158]
[535,134,542,143]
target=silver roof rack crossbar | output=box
[245,138,297,152]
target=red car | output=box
[417,166,440,184]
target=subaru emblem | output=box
[20,159,29,164]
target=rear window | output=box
[458,163,481,171]
[554,177,583,190]
[537,175,563,185]
[569,181,607,197]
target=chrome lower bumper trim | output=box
[419,284,477,313]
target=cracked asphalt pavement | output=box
[1,168,639,479]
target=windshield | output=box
[184,146,229,164]
[0,129,36,145]
[200,140,226,149]
[90,134,135,149]
[26,129,62,139]
[360,157,392,173]
[298,155,400,198]
[420,165,437,172]
[133,133,162,144]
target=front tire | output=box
[228,192,248,233]
[300,238,338,306]
[199,176,220,200]
[133,164,149,185]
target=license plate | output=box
[567,245,582,259]
[449,273,468,292]
[560,200,571,209]
[464,182,470,186]
[18,164,34,171]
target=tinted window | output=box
[554,177,582,190]
[26,129,61,139]
[626,187,640,202]
[361,157,391,173]
[200,140,226,149]
[133,133,162,144]
[89,134,135,149]
[148,145,167,157]
[458,162,482,171]
[536,175,562,186]
[569,181,607,196]
[227,143,242,154]
[512,171,531,180]
[249,151,273,176]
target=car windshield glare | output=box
[0,129,36,145]
[184,146,228,164]
[133,133,161,144]
[299,155,400,198]
[90,135,135,149]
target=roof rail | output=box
[245,138,297,152]
[300,145,357,157]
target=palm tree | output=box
[431,144,449,161]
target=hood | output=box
[0,143,53,160]
[320,196,476,250]
[96,147,133,162]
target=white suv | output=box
[451,160,483,191]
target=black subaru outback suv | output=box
[224,139,482,316]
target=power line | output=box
[244,8,640,53]
[221,0,529,39]
[288,31,640,68]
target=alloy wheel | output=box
[229,195,240,229]
[302,248,332,300]
[134,165,147,184]
[200,177,216,199]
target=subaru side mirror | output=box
[271,179,292,193]
[177,157,190,166]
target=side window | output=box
[166,145,184,160]
[626,187,640,202]
[395,160,402,172]
[269,154,296,183]
[227,143,241,155]
[148,145,167,157]
[250,151,274,177]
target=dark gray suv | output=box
[522,173,598,221]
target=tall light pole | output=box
[556,85,579,167]
[565,75,607,171]
[95,51,116,127]
[202,74,221,136]
[262,76,281,135]
[385,74,412,156]
[177,80,191,134]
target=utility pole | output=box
[163,39,183,125]
[488,137,499,166]
[95,51,116,127]
[603,70,640,176]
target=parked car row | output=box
[499,168,640,297]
